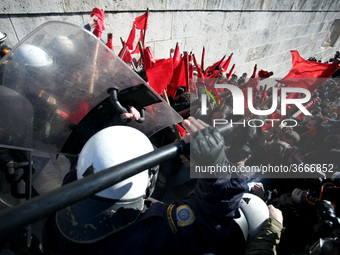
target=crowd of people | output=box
[0,23,340,255]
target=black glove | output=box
[190,126,226,167]
[6,162,25,184]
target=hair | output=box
[309,115,324,127]
[178,92,198,104]
[135,68,148,82]
[282,129,300,145]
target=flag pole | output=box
[119,37,128,59]
[201,46,205,71]
[142,8,149,48]
[183,51,190,93]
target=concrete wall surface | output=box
[1,0,340,77]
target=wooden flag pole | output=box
[142,8,149,48]
[119,37,128,59]
[183,51,190,93]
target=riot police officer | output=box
[42,117,247,255]
[0,30,10,58]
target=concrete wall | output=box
[1,0,340,77]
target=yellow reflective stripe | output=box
[167,204,178,234]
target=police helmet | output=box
[51,35,74,54]
[0,30,7,43]
[13,44,53,67]
[56,126,159,243]
[234,193,270,241]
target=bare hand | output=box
[251,183,265,199]
[120,106,141,121]
[268,204,283,225]
[181,117,209,144]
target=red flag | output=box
[142,47,173,95]
[167,57,186,97]
[105,33,113,50]
[192,54,204,78]
[277,50,339,94]
[90,7,105,38]
[206,55,226,74]
[250,64,257,78]
[177,124,186,137]
[226,64,235,80]
[133,11,148,30]
[126,25,136,50]
[131,30,144,54]
[118,41,133,63]
[258,69,273,79]
[173,43,181,69]
[221,53,233,73]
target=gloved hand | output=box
[6,162,25,183]
[191,126,226,167]
[181,118,226,167]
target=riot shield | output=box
[0,21,182,156]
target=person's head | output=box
[305,116,323,130]
[208,104,232,124]
[56,126,159,243]
[177,91,197,104]
[176,86,186,97]
[311,106,322,115]
[330,112,338,120]
[281,129,300,146]
[324,135,340,149]
[246,141,295,167]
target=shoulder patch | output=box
[176,205,195,227]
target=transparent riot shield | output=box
[0,21,182,156]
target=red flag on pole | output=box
[221,53,233,73]
[131,30,144,54]
[206,55,226,74]
[167,57,187,97]
[277,50,339,94]
[118,41,133,63]
[133,11,148,30]
[105,33,113,50]
[250,64,257,78]
[173,43,181,69]
[142,47,173,95]
[226,64,235,80]
[258,69,273,80]
[192,54,204,78]
[126,25,136,50]
[90,7,105,38]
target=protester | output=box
[244,205,284,255]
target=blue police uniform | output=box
[42,167,246,255]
